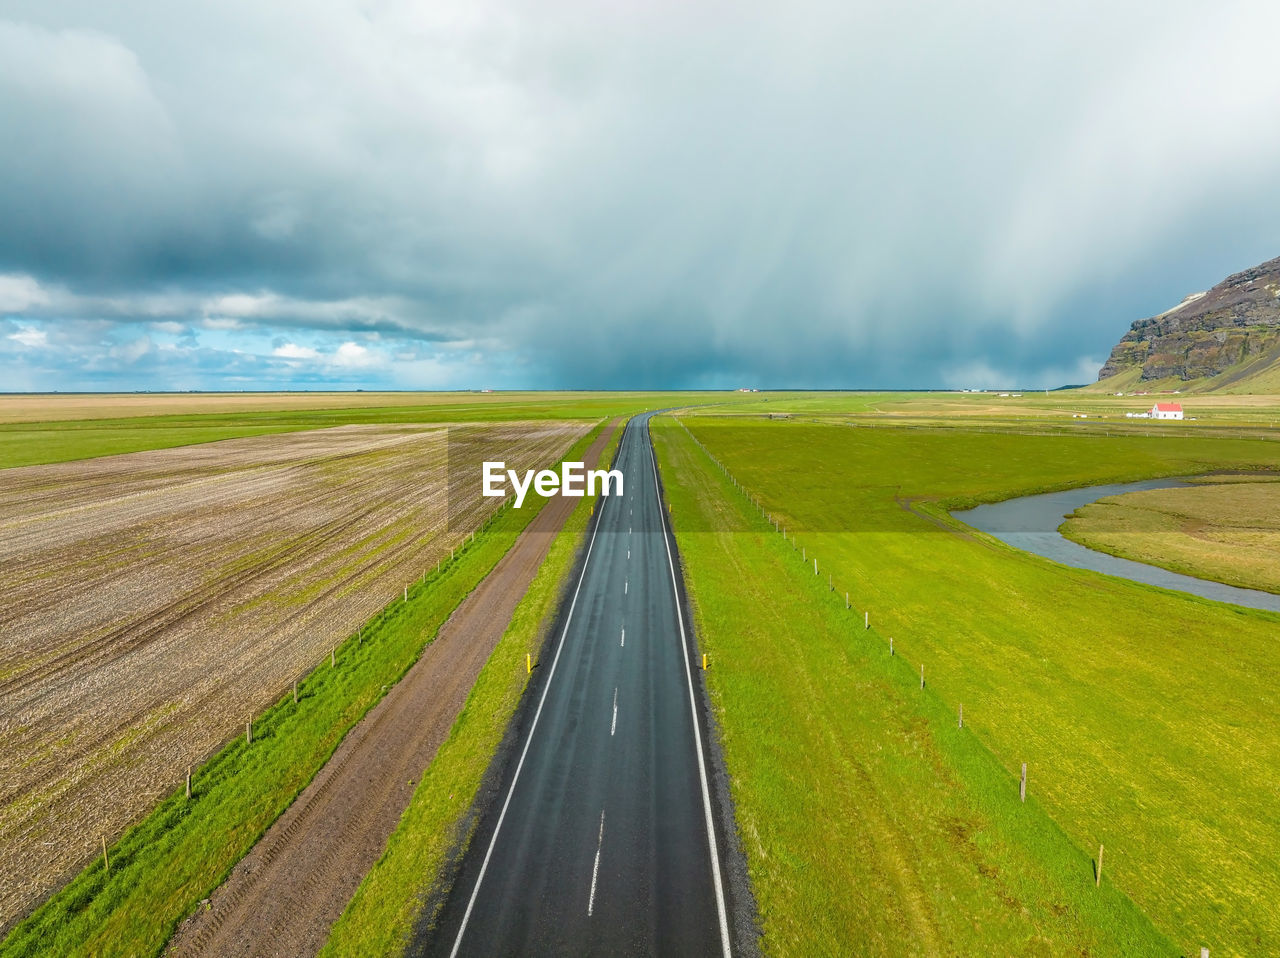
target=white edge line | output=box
[448,420,626,958]
[647,417,733,958]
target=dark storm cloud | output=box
[2,0,1280,390]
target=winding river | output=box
[952,479,1280,613]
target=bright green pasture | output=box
[667,417,1280,958]
[654,419,1174,956]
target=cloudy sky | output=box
[2,0,1279,391]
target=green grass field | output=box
[654,419,1173,956]
[320,424,624,956]
[659,413,1280,957]
[0,424,605,958]
[708,389,1280,429]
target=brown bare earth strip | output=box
[167,419,619,958]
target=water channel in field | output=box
[953,478,1280,613]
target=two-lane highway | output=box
[422,413,731,957]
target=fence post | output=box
[186,766,192,799]
[102,835,109,874]
[959,703,963,728]
[1020,763,1027,802]
[246,715,252,745]
[1096,843,1104,887]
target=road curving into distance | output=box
[421,413,734,957]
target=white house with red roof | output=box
[1150,401,1184,420]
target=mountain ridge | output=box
[1093,255,1280,393]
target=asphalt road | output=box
[422,413,732,957]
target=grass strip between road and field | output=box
[0,421,608,958]
[318,421,626,957]
[651,417,1176,957]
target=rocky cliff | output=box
[1097,255,1280,384]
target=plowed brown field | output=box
[0,421,587,928]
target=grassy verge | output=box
[319,422,626,956]
[0,423,607,958]
[669,416,1280,956]
[653,418,1174,956]
[1060,480,1280,595]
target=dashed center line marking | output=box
[588,808,605,916]
[624,579,628,595]
[620,627,625,648]
[627,549,630,560]
[611,687,618,736]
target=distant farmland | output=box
[0,420,587,929]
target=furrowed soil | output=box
[0,421,587,930]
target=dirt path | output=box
[167,420,619,958]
